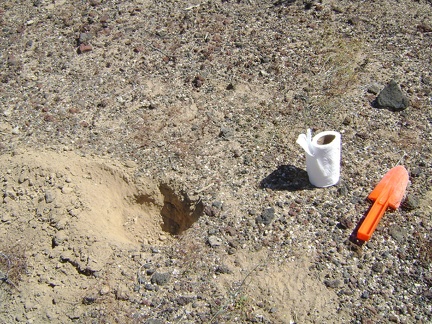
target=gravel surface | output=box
[1,0,431,323]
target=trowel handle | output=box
[357,199,389,241]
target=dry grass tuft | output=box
[0,241,28,291]
[299,23,366,128]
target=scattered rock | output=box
[24,300,37,311]
[372,262,384,273]
[145,319,164,324]
[338,217,353,229]
[342,116,352,126]
[82,296,97,305]
[207,235,222,247]
[78,44,92,54]
[52,231,68,246]
[89,0,101,7]
[176,296,194,306]
[423,289,432,300]
[115,284,130,301]
[402,195,419,210]
[212,201,223,209]
[7,55,18,66]
[11,126,20,135]
[124,160,137,168]
[67,307,84,320]
[410,166,422,178]
[226,83,235,90]
[151,247,160,254]
[0,2,430,323]
[375,80,409,111]
[99,285,110,295]
[151,272,171,286]
[341,289,354,296]
[219,126,234,139]
[417,23,432,33]
[1,213,12,223]
[260,56,271,64]
[100,14,109,27]
[367,83,381,95]
[86,242,112,272]
[215,265,232,274]
[145,283,156,291]
[208,228,218,235]
[256,207,275,225]
[347,16,360,26]
[45,190,55,203]
[78,33,92,44]
[192,75,205,88]
[61,186,73,194]
[204,205,217,217]
[324,279,342,288]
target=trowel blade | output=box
[368,165,409,210]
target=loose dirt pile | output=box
[0,149,199,321]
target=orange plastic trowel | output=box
[357,165,409,241]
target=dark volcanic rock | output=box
[375,80,409,111]
[256,207,275,225]
[151,272,171,286]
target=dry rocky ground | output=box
[1,0,431,323]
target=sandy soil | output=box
[1,0,431,323]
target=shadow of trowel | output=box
[349,211,368,247]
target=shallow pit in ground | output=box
[0,149,204,248]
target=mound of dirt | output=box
[0,149,203,321]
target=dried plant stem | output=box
[208,259,265,323]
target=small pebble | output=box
[45,190,55,203]
[145,283,155,291]
[204,205,217,217]
[78,44,92,54]
[99,285,110,295]
[79,33,92,44]
[115,284,130,301]
[212,201,223,209]
[372,262,384,273]
[256,207,275,225]
[12,126,20,135]
[215,265,231,274]
[324,279,342,288]
[151,272,171,286]
[53,231,68,246]
[61,186,73,194]
[207,235,222,247]
[367,83,381,95]
[338,217,353,229]
[389,226,406,243]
